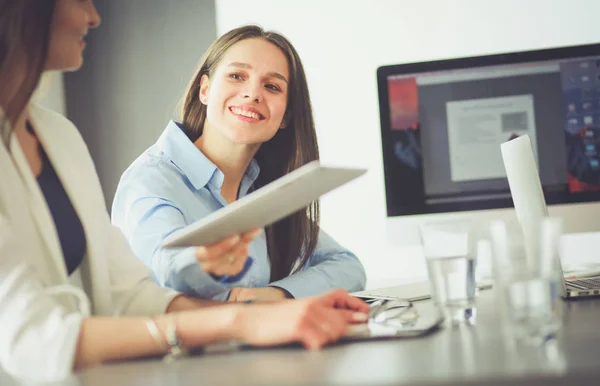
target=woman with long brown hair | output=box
[112,25,366,302]
[0,1,368,382]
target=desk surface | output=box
[4,290,600,386]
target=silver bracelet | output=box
[145,316,188,362]
[163,315,188,363]
[145,318,168,351]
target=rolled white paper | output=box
[500,134,548,264]
[501,134,548,227]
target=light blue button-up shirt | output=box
[111,121,366,300]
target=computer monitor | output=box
[377,43,600,244]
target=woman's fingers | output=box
[293,295,368,351]
[195,234,241,262]
[236,299,354,350]
[296,303,349,350]
[201,244,249,276]
[316,309,348,341]
[193,229,262,276]
[228,287,243,302]
[241,228,262,242]
[320,289,370,313]
[195,229,261,263]
[335,295,370,313]
[297,314,330,350]
[300,326,328,350]
[335,309,370,324]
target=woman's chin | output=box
[230,137,261,147]
[226,129,262,145]
[45,57,83,72]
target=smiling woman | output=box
[198,38,289,147]
[111,25,367,303]
[0,3,369,381]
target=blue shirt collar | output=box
[156,120,260,194]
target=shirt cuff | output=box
[163,248,227,297]
[212,289,231,301]
[210,256,254,284]
[269,286,294,298]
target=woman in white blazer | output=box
[0,0,368,382]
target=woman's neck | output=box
[193,127,260,203]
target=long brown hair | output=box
[0,0,55,144]
[181,25,320,282]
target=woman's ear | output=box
[199,74,210,105]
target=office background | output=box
[34,0,600,287]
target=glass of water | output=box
[420,220,477,324]
[489,218,562,345]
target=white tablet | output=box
[161,161,366,248]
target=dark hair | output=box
[181,25,320,281]
[0,0,55,144]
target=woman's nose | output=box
[87,2,102,28]
[240,82,263,103]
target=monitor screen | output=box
[377,44,600,217]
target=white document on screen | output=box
[446,94,538,182]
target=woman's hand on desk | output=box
[70,290,369,370]
[195,229,261,277]
[232,289,369,350]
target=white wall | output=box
[216,0,600,288]
[65,0,217,206]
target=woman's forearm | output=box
[73,304,242,369]
[74,316,164,368]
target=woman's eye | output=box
[229,73,243,80]
[265,84,281,92]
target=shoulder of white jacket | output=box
[29,103,74,127]
[29,103,86,145]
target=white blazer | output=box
[0,104,178,382]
